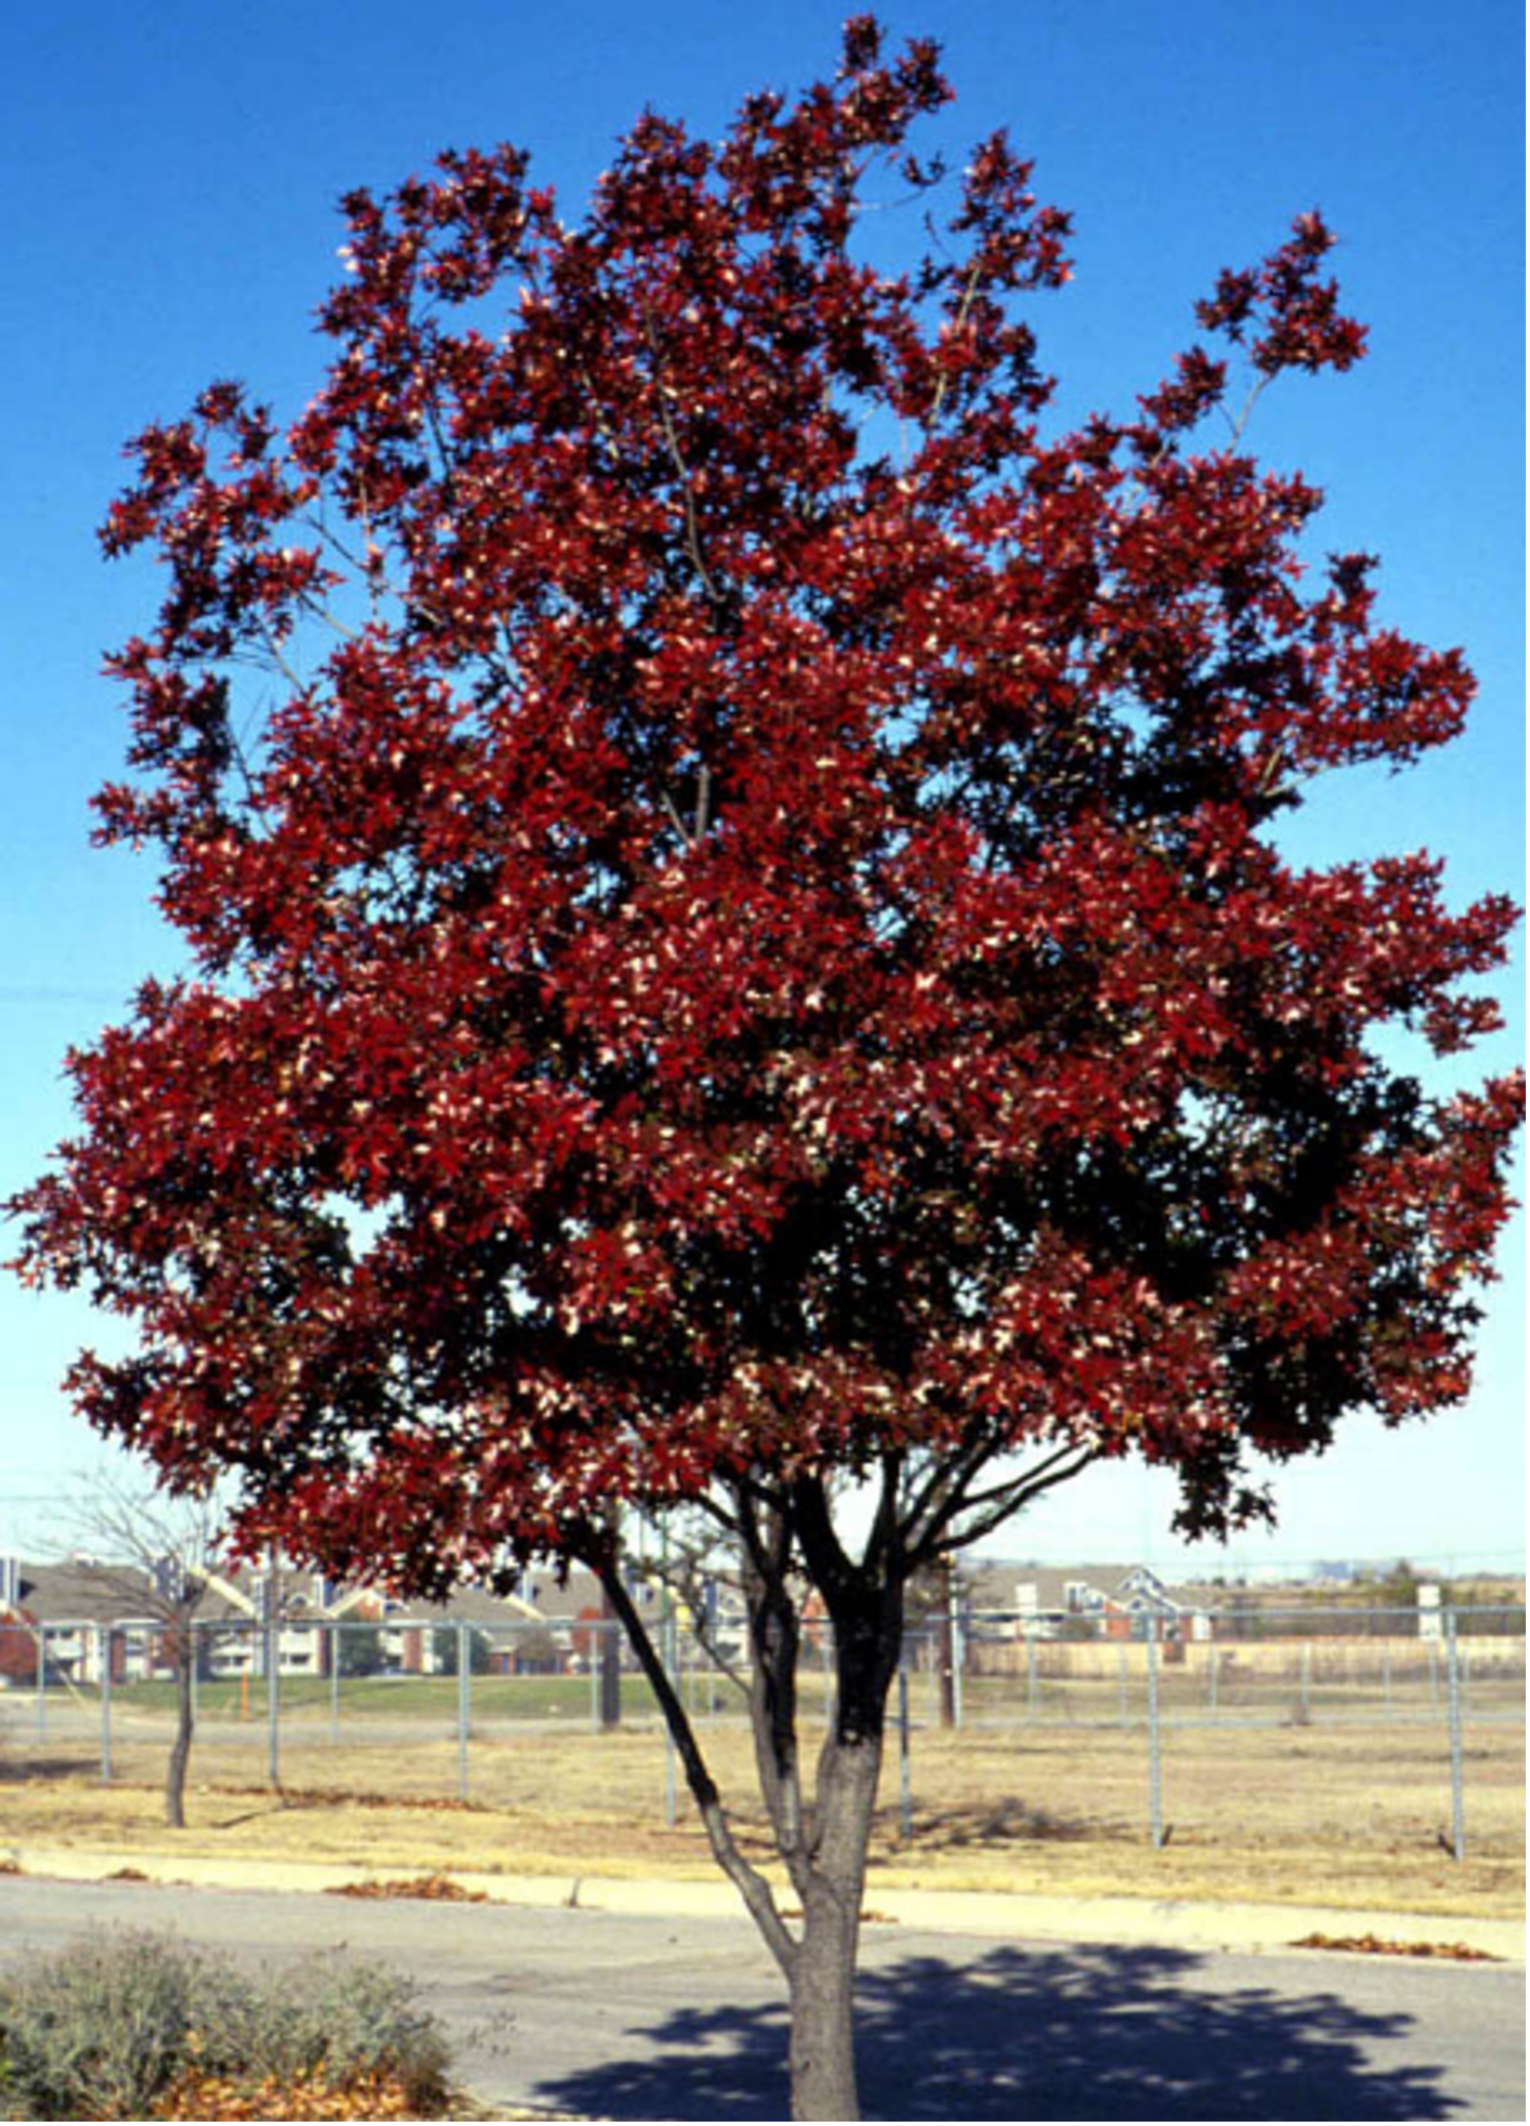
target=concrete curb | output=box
[6,1846,1522,1965]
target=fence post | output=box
[266,1613,281,1792]
[663,1610,678,1828]
[949,1583,965,1730]
[898,1664,913,1840]
[1026,1636,1039,1717]
[1208,1642,1219,1721]
[457,1620,471,1804]
[35,1626,46,1743]
[598,1603,622,1732]
[330,1622,341,1741]
[1117,1641,1129,1731]
[99,1625,114,1783]
[1146,1632,1164,1849]
[1445,1610,1465,1863]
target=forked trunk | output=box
[585,1515,895,2121]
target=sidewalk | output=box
[8,1844,1522,1964]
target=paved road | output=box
[0,1876,1520,2120]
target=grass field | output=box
[29,1630,1525,1731]
[61,1670,639,1726]
[2,1700,1521,1926]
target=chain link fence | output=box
[2,1605,1522,1861]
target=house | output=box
[1,1557,166,1687]
[961,1561,1219,1643]
[0,1548,704,1685]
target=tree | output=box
[57,1476,224,1828]
[430,1623,493,1675]
[336,1622,390,1679]
[1356,1557,1439,1614]
[7,19,1521,2116]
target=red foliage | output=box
[7,22,1521,1596]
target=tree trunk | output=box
[584,1503,897,2122]
[787,1731,882,2121]
[165,1631,194,1829]
[598,1579,622,1730]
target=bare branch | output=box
[583,1533,799,1978]
[735,1480,812,1893]
[926,254,986,428]
[58,1470,226,1623]
[912,1446,1100,1566]
[636,1511,752,1696]
[1223,372,1272,445]
[659,784,696,850]
[895,1424,999,1551]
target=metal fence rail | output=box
[2,1606,1522,1861]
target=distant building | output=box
[961,1562,1218,1642]
[0,1550,686,1684]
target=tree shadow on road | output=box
[533,1939,1462,2120]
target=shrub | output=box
[0,1931,452,2120]
[0,1932,200,2119]
[188,1955,452,2112]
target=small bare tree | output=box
[62,1475,225,1828]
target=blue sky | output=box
[2,0,1522,1577]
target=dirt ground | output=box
[2,1711,1521,1923]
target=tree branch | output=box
[926,254,986,428]
[638,1510,752,1697]
[655,392,721,608]
[895,1424,1000,1553]
[859,1451,904,1579]
[735,1481,812,1896]
[911,1445,1100,1567]
[583,1534,798,1978]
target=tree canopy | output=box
[7,21,1522,2112]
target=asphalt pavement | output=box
[0,1872,1522,2120]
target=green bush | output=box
[190,1955,452,2109]
[0,1931,452,2119]
[0,1933,198,2119]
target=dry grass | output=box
[1,1710,1521,1924]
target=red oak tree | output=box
[9,20,1522,2117]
